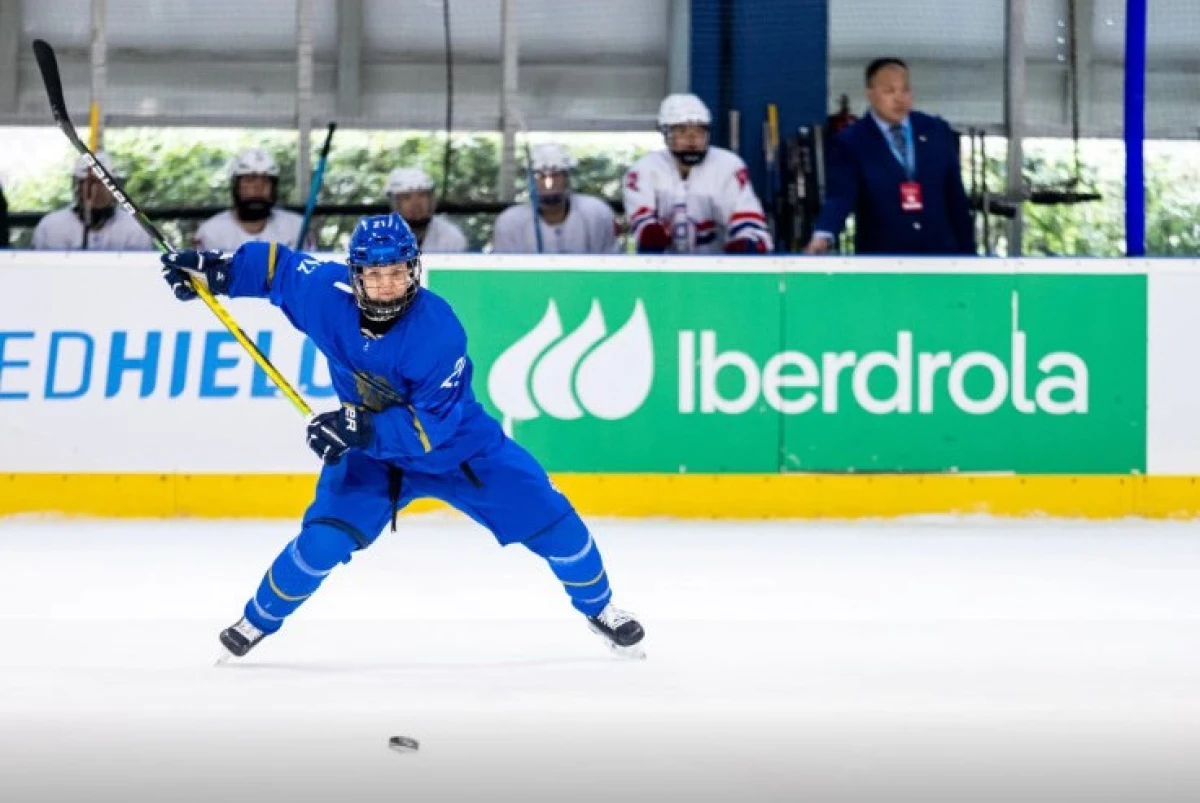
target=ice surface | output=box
[1,515,1199,803]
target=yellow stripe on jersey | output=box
[267,566,311,602]
[266,241,279,288]
[561,568,607,588]
[408,406,432,453]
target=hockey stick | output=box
[82,42,102,251]
[296,121,336,250]
[763,104,781,249]
[510,107,544,253]
[80,186,92,251]
[32,38,314,418]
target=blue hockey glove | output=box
[307,406,375,465]
[160,249,232,301]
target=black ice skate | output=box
[587,603,646,659]
[216,617,267,662]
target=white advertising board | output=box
[4,251,1200,476]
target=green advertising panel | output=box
[431,271,783,472]
[780,273,1145,473]
[431,268,1146,474]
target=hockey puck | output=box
[388,736,420,753]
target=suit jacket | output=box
[814,111,975,255]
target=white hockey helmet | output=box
[529,143,577,174]
[228,147,280,179]
[657,93,712,130]
[386,167,436,195]
[73,150,120,179]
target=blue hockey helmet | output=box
[346,212,422,321]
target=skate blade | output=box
[214,649,236,667]
[608,641,646,661]
[588,621,647,661]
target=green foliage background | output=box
[4,129,648,251]
[5,129,1200,256]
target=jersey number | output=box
[441,356,466,389]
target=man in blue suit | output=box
[807,58,975,256]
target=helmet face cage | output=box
[660,121,711,143]
[345,213,421,320]
[533,168,571,204]
[389,186,436,224]
[73,172,119,206]
[72,151,122,206]
[232,174,279,201]
[529,145,575,206]
[348,237,422,321]
[231,175,278,222]
[662,122,710,166]
[228,149,281,218]
[657,94,712,165]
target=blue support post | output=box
[1124,0,1147,257]
[690,0,829,233]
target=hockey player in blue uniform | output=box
[160,213,645,658]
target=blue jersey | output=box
[227,241,502,473]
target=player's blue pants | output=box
[242,435,614,634]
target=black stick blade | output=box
[31,39,170,252]
[32,39,72,129]
[319,122,337,159]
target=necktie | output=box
[889,124,911,177]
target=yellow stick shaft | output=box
[88,102,100,151]
[190,280,314,418]
[767,104,780,150]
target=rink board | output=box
[1,252,1198,518]
[5,472,1200,519]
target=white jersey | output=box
[623,147,772,253]
[32,206,154,251]
[417,215,468,253]
[492,193,618,254]
[193,208,312,252]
